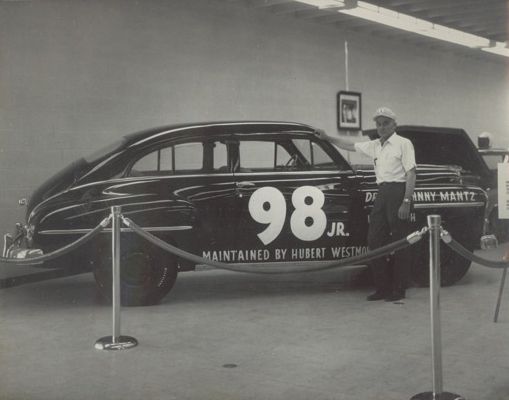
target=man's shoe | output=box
[366,290,387,301]
[385,289,406,302]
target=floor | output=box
[1,246,509,400]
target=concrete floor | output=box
[1,246,509,400]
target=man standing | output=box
[319,107,416,302]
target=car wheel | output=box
[93,241,178,306]
[410,228,473,287]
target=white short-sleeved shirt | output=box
[354,133,416,184]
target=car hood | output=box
[352,163,475,186]
[363,125,492,184]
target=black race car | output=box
[4,122,487,305]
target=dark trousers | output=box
[368,182,412,292]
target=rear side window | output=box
[174,143,202,171]
[128,141,227,176]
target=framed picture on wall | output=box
[337,91,362,131]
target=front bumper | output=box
[2,224,43,260]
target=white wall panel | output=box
[0,0,507,230]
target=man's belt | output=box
[378,181,405,186]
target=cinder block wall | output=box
[0,0,508,231]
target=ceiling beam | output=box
[374,0,500,9]
[441,15,508,27]
[415,6,507,19]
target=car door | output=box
[230,132,365,265]
[123,134,238,256]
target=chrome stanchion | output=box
[494,266,507,323]
[411,215,463,400]
[494,246,509,322]
[95,206,138,351]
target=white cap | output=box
[373,107,396,121]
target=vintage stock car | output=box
[3,122,488,305]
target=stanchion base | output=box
[411,392,464,400]
[95,336,138,351]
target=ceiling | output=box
[368,0,507,43]
[234,0,508,58]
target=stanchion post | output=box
[95,206,138,351]
[411,215,463,400]
[494,245,509,322]
[494,267,507,323]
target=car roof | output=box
[363,125,469,139]
[125,121,317,147]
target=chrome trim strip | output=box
[131,121,312,147]
[414,202,485,208]
[195,262,367,271]
[70,175,234,191]
[234,170,351,176]
[39,226,193,235]
[71,171,352,191]
[360,186,485,192]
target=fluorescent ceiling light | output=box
[295,0,508,57]
[295,0,342,8]
[295,0,354,10]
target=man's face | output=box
[375,116,396,139]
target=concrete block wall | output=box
[0,0,508,232]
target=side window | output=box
[237,139,338,172]
[311,142,337,170]
[289,139,337,170]
[239,141,273,170]
[174,143,203,173]
[128,141,228,177]
[238,141,292,172]
[291,139,312,164]
[274,144,296,168]
[131,151,159,174]
[130,149,173,176]
[213,142,228,171]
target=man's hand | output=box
[316,130,356,152]
[398,202,411,220]
[316,129,328,141]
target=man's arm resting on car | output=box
[317,130,357,152]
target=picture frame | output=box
[337,91,362,131]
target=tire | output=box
[410,228,473,287]
[93,240,178,306]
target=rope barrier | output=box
[0,216,110,265]
[122,216,426,274]
[441,229,509,269]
